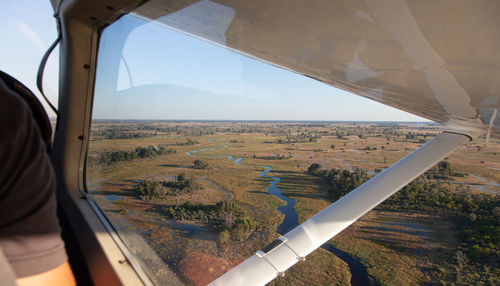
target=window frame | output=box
[52,0,153,285]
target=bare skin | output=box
[16,262,75,286]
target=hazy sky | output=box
[0,0,59,117]
[1,0,428,122]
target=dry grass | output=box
[86,121,499,285]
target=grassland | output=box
[87,121,499,285]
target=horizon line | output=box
[83,118,437,124]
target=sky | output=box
[0,0,59,118]
[1,0,428,122]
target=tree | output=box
[493,206,500,217]
[193,159,208,169]
[177,173,186,183]
[437,160,452,177]
[136,180,167,200]
[185,178,200,191]
[308,163,322,174]
[218,230,230,245]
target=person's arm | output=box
[16,261,75,286]
[0,78,75,284]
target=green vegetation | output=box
[135,175,199,200]
[308,163,370,200]
[267,134,321,144]
[175,138,199,146]
[88,146,175,167]
[382,177,500,264]
[87,120,499,285]
[252,154,289,160]
[308,161,499,282]
[91,125,158,139]
[104,130,156,139]
[91,128,157,139]
[163,201,256,241]
[192,159,208,169]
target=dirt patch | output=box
[179,252,240,285]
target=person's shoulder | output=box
[0,79,32,135]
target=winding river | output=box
[258,164,372,286]
[224,155,372,285]
[187,145,373,285]
[258,167,298,234]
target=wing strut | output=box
[210,131,472,286]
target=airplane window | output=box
[87,11,499,286]
[0,0,59,120]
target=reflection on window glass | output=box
[87,9,499,286]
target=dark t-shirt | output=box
[0,79,67,277]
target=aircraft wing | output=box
[133,0,500,137]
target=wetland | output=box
[87,120,499,285]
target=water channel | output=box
[221,154,373,286]
[186,145,373,285]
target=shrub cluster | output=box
[175,138,198,146]
[97,129,156,139]
[88,146,175,167]
[382,177,499,263]
[163,201,256,241]
[192,159,208,169]
[135,175,199,200]
[308,163,369,200]
[252,154,289,160]
[307,162,499,264]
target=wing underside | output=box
[133,0,500,137]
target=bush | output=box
[135,175,201,200]
[88,145,176,167]
[308,164,370,200]
[308,163,322,175]
[163,200,256,241]
[218,230,231,244]
[193,159,208,169]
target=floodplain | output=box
[87,121,500,285]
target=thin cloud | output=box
[11,21,47,52]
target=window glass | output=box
[0,0,59,120]
[88,11,499,286]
